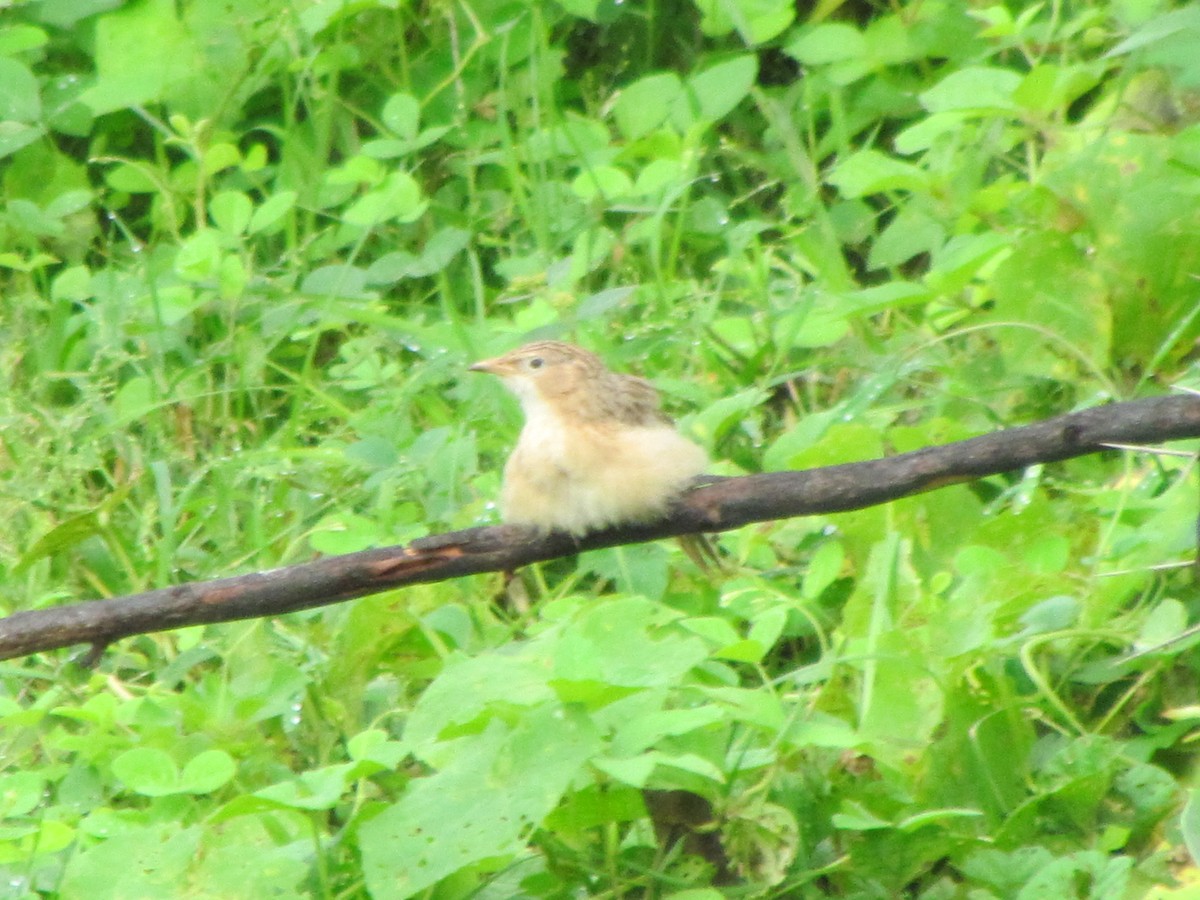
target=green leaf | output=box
[681,54,758,124]
[381,92,420,139]
[571,165,633,201]
[14,492,131,574]
[0,58,40,122]
[0,771,47,817]
[174,228,222,282]
[803,540,845,600]
[1105,6,1200,56]
[631,157,687,198]
[104,161,162,193]
[830,149,929,197]
[594,750,724,787]
[610,706,728,754]
[60,825,201,898]
[360,707,601,899]
[348,729,408,768]
[869,207,945,269]
[247,190,297,234]
[112,748,180,797]
[366,228,469,283]
[581,545,670,601]
[209,190,252,236]
[81,0,196,115]
[785,24,866,64]
[613,72,684,139]
[404,653,557,750]
[919,65,1022,113]
[1018,596,1080,635]
[179,750,236,794]
[1134,599,1187,652]
[989,231,1111,370]
[299,264,370,299]
[255,764,354,810]
[342,170,426,226]
[688,387,769,445]
[553,597,710,688]
[201,142,240,176]
[1182,789,1200,865]
[0,121,43,159]
[693,0,794,44]
[0,24,48,56]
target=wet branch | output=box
[2,394,1198,662]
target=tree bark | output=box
[2,394,1197,662]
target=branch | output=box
[2,394,1198,662]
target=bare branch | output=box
[2,394,1198,662]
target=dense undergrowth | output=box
[3,0,1200,897]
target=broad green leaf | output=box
[255,764,354,810]
[104,161,162,193]
[785,23,865,64]
[112,747,179,796]
[0,58,40,122]
[82,0,196,114]
[919,65,1022,113]
[381,92,420,139]
[348,729,409,768]
[609,706,728,755]
[0,771,46,817]
[60,825,201,897]
[1134,599,1187,652]
[553,597,709,688]
[681,54,757,124]
[571,165,633,201]
[299,264,370,298]
[803,540,845,600]
[200,142,240,176]
[772,305,849,349]
[693,0,794,43]
[830,149,929,197]
[581,544,669,601]
[1018,596,1081,635]
[366,227,470,283]
[404,652,557,750]
[688,387,769,445]
[613,72,684,139]
[0,24,48,56]
[989,231,1111,371]
[247,190,297,234]
[1014,64,1102,114]
[209,190,252,236]
[342,171,426,226]
[174,228,222,282]
[1105,6,1200,56]
[179,750,236,794]
[632,157,687,198]
[869,207,945,269]
[0,120,42,159]
[360,707,600,899]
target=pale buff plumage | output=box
[469,341,708,535]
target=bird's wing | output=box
[602,374,673,426]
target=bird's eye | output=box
[529,357,544,369]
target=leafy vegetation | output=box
[2,0,1200,896]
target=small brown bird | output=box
[469,341,709,536]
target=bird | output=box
[469,341,712,543]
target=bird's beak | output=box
[470,354,518,375]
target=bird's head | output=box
[470,341,605,412]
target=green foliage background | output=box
[3,0,1200,896]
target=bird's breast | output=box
[500,412,706,534]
